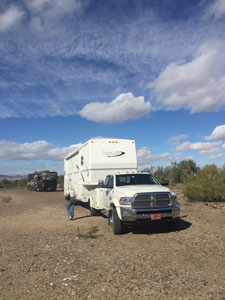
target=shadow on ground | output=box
[126,218,192,235]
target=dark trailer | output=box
[27,170,58,192]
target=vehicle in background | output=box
[27,170,58,192]
[64,138,180,234]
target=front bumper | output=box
[120,203,180,222]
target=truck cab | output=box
[91,172,180,234]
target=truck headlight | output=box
[119,197,133,205]
[170,192,177,204]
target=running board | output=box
[101,209,109,217]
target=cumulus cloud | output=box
[176,141,221,153]
[205,124,225,140]
[0,140,82,161]
[209,154,223,159]
[79,93,151,123]
[206,0,225,19]
[26,0,52,11]
[136,147,181,169]
[0,5,24,32]
[27,0,84,33]
[27,0,83,14]
[168,134,188,145]
[149,40,225,113]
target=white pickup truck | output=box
[90,172,180,234]
[64,138,180,234]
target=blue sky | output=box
[0,0,225,175]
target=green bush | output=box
[153,166,170,184]
[0,178,27,189]
[183,164,225,202]
[143,159,199,185]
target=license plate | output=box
[150,214,161,220]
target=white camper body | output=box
[64,138,137,203]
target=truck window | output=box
[116,174,159,186]
[104,175,113,187]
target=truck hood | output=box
[115,184,170,197]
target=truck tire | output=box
[111,208,124,235]
[168,218,180,231]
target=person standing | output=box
[65,186,76,220]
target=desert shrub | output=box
[0,178,27,189]
[1,195,12,203]
[153,166,171,184]
[143,159,198,185]
[183,164,225,202]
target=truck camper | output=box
[64,138,180,234]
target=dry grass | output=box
[1,195,12,203]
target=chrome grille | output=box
[132,193,171,209]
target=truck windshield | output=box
[116,174,159,186]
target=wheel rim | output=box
[109,212,114,227]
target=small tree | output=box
[183,164,225,202]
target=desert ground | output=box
[0,187,225,300]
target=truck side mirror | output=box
[161,178,169,186]
[98,180,104,187]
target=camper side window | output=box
[81,156,84,165]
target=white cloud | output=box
[200,148,220,154]
[26,0,51,11]
[205,124,225,140]
[176,141,221,153]
[149,40,225,113]
[206,0,225,19]
[0,5,24,32]
[0,140,82,161]
[137,147,179,168]
[25,0,86,37]
[168,134,188,145]
[223,143,225,149]
[209,154,223,159]
[79,93,151,123]
[27,0,82,14]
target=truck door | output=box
[102,175,114,210]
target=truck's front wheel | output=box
[110,208,124,235]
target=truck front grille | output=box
[132,193,171,209]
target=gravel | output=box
[0,187,225,300]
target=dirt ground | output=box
[0,187,225,300]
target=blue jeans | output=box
[66,197,76,219]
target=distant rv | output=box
[27,170,58,192]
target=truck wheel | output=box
[168,218,180,231]
[111,208,124,235]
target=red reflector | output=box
[150,214,161,220]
